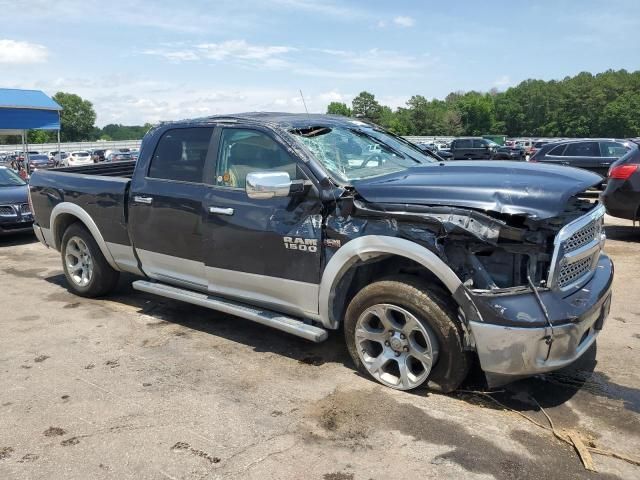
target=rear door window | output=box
[600,141,628,158]
[148,127,214,183]
[456,139,472,148]
[564,142,600,157]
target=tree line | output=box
[2,69,638,145]
[329,69,640,138]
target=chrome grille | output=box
[548,204,606,291]
[564,219,601,253]
[19,203,31,215]
[557,254,597,288]
[0,205,16,216]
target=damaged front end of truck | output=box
[325,175,612,386]
[283,119,613,387]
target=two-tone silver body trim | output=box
[206,266,318,318]
[136,248,206,290]
[135,249,319,318]
[106,242,143,275]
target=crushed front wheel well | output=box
[330,255,451,329]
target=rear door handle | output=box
[209,206,234,216]
[134,195,153,205]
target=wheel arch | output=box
[319,236,474,329]
[50,202,119,270]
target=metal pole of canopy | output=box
[57,111,61,166]
[24,130,31,176]
[21,130,26,174]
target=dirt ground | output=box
[0,216,639,480]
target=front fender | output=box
[318,235,466,329]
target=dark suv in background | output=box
[450,137,497,160]
[601,144,640,220]
[529,139,632,177]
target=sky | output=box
[1,0,638,127]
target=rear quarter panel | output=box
[30,170,131,246]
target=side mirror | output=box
[246,171,292,200]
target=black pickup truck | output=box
[29,113,613,392]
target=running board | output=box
[132,280,328,343]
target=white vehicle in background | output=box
[63,151,93,167]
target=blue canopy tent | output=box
[0,88,62,167]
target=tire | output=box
[61,223,119,298]
[344,275,471,393]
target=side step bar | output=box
[132,280,328,343]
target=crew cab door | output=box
[202,126,323,318]
[128,126,216,290]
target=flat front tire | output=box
[61,223,119,297]
[344,276,471,393]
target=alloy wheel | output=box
[355,303,439,390]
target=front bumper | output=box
[0,215,34,235]
[0,222,34,235]
[469,254,613,385]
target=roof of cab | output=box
[166,112,369,129]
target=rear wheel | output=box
[344,276,471,392]
[61,223,119,297]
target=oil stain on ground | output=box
[43,427,66,437]
[2,267,47,279]
[304,388,623,480]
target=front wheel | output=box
[344,276,470,392]
[61,223,119,297]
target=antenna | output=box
[299,89,311,120]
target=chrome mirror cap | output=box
[246,171,292,199]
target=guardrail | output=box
[0,136,569,154]
[0,140,142,153]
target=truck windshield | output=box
[0,167,26,186]
[290,124,435,182]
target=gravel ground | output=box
[0,216,639,480]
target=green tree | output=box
[454,92,496,136]
[27,130,53,144]
[352,91,382,122]
[599,91,640,137]
[326,102,351,116]
[53,92,97,141]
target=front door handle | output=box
[134,195,153,205]
[209,206,234,216]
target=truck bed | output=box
[53,160,136,178]
[29,163,134,247]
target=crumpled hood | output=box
[352,161,602,220]
[0,185,28,204]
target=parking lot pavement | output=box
[0,217,639,480]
